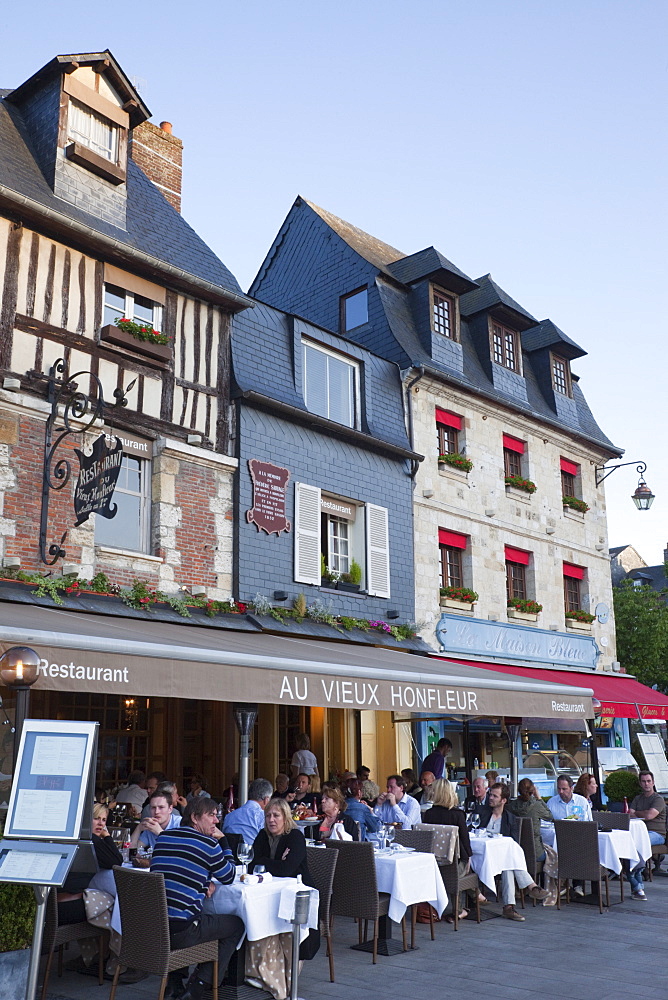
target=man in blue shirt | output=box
[223,778,272,846]
[152,797,243,1000]
[131,790,181,850]
[374,775,421,829]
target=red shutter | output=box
[563,562,585,580]
[505,545,530,565]
[502,434,525,454]
[560,458,579,476]
[435,408,462,430]
[439,529,467,549]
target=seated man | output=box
[131,790,182,851]
[373,774,421,830]
[114,770,147,816]
[469,776,489,810]
[343,779,382,840]
[627,770,667,896]
[413,770,435,804]
[292,773,319,811]
[546,775,592,821]
[477,783,548,921]
[356,764,371,782]
[223,778,273,845]
[151,797,244,1000]
[274,773,290,796]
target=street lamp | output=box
[595,461,655,511]
[0,645,40,765]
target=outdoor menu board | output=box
[637,733,668,793]
[0,841,78,885]
[4,720,98,841]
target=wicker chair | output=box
[306,845,338,981]
[40,887,107,1000]
[592,811,630,831]
[394,828,436,947]
[109,866,219,1000]
[516,816,544,908]
[325,840,406,963]
[553,820,621,913]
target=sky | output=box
[4,1,666,563]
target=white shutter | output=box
[294,482,322,585]
[365,503,390,598]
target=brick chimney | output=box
[129,120,183,212]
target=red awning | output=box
[439,529,467,549]
[503,434,525,453]
[560,458,579,476]
[435,408,462,430]
[442,659,668,720]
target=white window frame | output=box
[103,283,163,332]
[67,99,119,162]
[294,482,322,585]
[94,454,151,554]
[301,339,360,429]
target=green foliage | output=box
[440,585,479,603]
[564,609,596,623]
[613,580,668,689]
[438,452,473,473]
[603,769,641,803]
[562,495,590,513]
[505,475,537,494]
[0,884,35,951]
[114,316,170,345]
[342,559,362,585]
[293,593,307,619]
[507,597,543,613]
[85,572,119,594]
[29,574,68,605]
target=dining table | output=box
[468,831,529,893]
[351,846,448,956]
[540,821,642,875]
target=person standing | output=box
[419,738,452,780]
[290,733,320,791]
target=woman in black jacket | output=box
[423,778,473,922]
[317,788,360,842]
[58,802,123,924]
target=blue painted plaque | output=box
[435,614,599,670]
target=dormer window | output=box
[551,354,572,396]
[68,100,118,162]
[341,288,368,332]
[302,339,359,428]
[431,287,458,340]
[491,320,520,372]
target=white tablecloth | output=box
[468,834,528,892]
[204,876,319,944]
[630,818,653,863]
[540,824,641,875]
[374,850,448,923]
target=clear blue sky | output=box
[5,2,666,564]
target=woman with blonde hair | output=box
[423,778,472,922]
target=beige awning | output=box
[0,603,593,719]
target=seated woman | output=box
[507,777,553,863]
[574,772,598,805]
[422,778,472,921]
[343,779,382,841]
[248,799,317,999]
[317,788,360,841]
[401,768,420,796]
[57,802,123,924]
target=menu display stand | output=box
[0,720,99,1000]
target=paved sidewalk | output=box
[45,870,668,1000]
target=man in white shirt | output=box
[223,779,273,845]
[547,776,592,821]
[374,775,421,829]
[114,770,147,816]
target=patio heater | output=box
[233,702,258,806]
[505,717,522,796]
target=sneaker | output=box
[502,905,525,921]
[527,885,549,901]
[574,885,585,897]
[631,889,647,900]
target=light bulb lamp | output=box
[595,460,655,511]
[0,645,41,764]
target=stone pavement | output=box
[45,871,668,1000]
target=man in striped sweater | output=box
[151,797,244,1000]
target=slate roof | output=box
[522,319,587,360]
[303,199,405,276]
[386,246,478,293]
[460,273,537,324]
[627,565,668,593]
[0,72,244,303]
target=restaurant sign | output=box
[436,614,599,670]
[73,434,123,526]
[246,460,291,535]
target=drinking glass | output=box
[385,824,395,848]
[470,813,480,834]
[238,842,253,876]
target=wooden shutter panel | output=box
[294,482,321,585]
[365,503,390,598]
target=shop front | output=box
[0,601,594,799]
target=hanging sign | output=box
[73,434,123,526]
[246,460,291,535]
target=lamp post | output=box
[595,461,655,511]
[0,645,41,766]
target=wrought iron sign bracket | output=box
[39,358,105,565]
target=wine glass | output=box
[470,812,481,835]
[237,842,253,876]
[385,824,395,849]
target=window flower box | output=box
[504,475,537,494]
[565,609,595,631]
[440,597,476,612]
[565,618,592,632]
[439,586,478,612]
[562,496,590,514]
[507,598,542,622]
[100,323,171,366]
[438,453,473,473]
[507,608,539,621]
